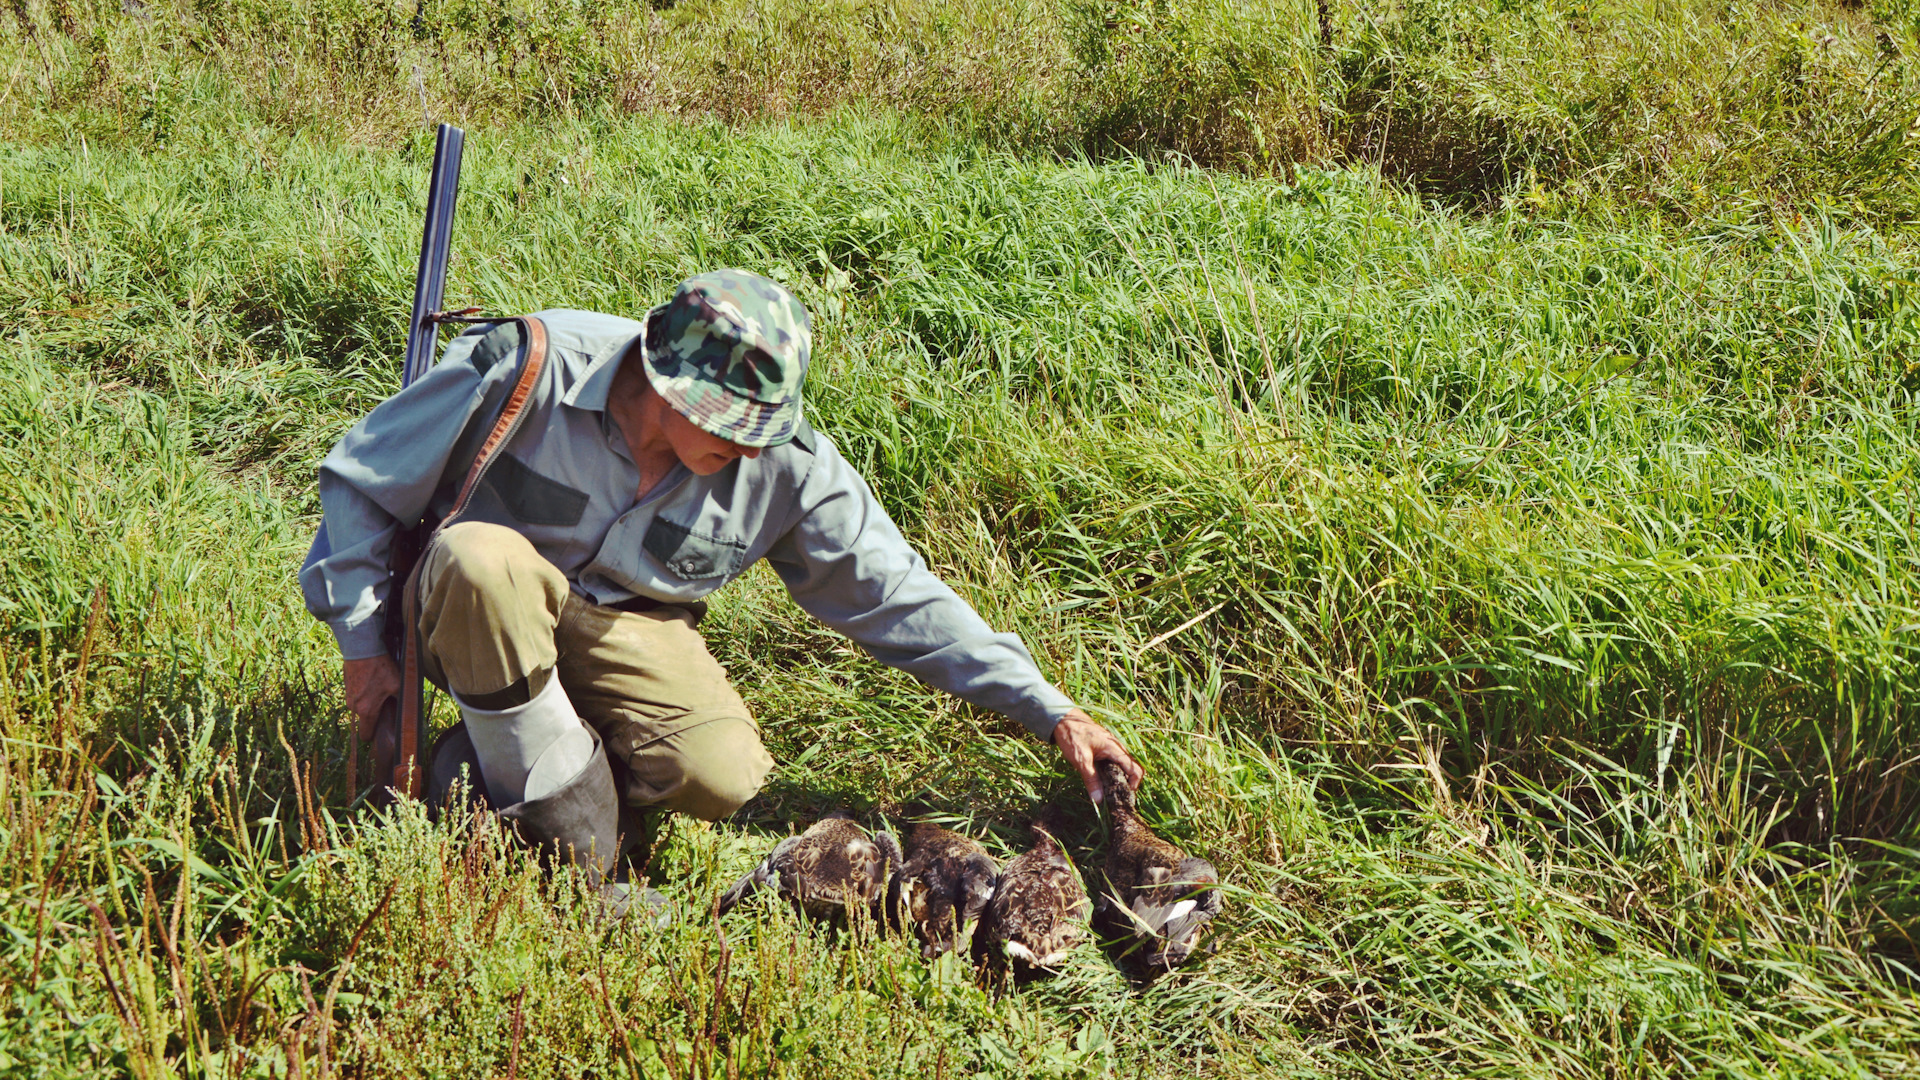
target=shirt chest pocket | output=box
[643,517,748,580]
[482,452,590,528]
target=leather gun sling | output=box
[390,315,550,798]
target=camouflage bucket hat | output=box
[641,269,813,448]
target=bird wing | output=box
[1153,856,1221,945]
[1114,855,1217,939]
[715,835,800,915]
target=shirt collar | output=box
[563,332,644,412]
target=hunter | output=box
[301,269,1143,876]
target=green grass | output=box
[4,3,1920,1075]
[13,0,1920,223]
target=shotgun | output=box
[367,123,467,804]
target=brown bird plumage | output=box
[716,813,903,922]
[891,821,999,958]
[1094,760,1220,971]
[974,820,1089,973]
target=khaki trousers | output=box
[414,521,773,821]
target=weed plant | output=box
[3,17,1920,1079]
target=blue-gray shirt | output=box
[299,309,1074,739]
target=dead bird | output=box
[974,820,1089,973]
[891,821,1000,959]
[1093,760,1221,972]
[716,813,903,922]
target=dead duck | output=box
[716,813,903,922]
[1094,760,1221,971]
[891,821,1000,959]
[974,820,1089,973]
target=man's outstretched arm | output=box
[763,434,1141,797]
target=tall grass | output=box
[9,0,1920,220]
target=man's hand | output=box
[343,655,402,740]
[1051,708,1143,804]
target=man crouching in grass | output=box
[300,269,1143,897]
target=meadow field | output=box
[5,0,1920,1075]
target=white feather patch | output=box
[1003,941,1068,967]
[1168,899,1198,922]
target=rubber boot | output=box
[499,731,620,881]
[427,723,669,924]
[425,720,616,876]
[426,721,494,817]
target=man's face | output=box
[659,402,762,475]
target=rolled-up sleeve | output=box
[298,328,502,659]
[763,436,1076,740]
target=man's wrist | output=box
[1041,706,1085,745]
[1048,708,1093,744]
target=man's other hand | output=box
[343,655,402,740]
[1051,709,1143,803]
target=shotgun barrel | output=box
[369,122,465,804]
[403,123,466,387]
